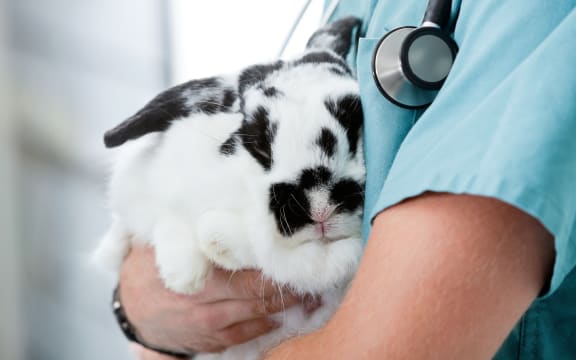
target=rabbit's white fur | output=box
[95,17,365,359]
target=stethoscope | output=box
[282,0,458,109]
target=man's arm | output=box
[266,193,554,359]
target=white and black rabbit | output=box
[94,17,365,359]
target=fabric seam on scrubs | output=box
[372,173,564,231]
[533,305,540,360]
[519,303,541,360]
[516,315,526,360]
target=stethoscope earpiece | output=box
[372,0,458,109]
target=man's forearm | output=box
[266,193,554,359]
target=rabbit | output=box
[94,17,365,359]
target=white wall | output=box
[0,0,23,357]
[5,0,169,359]
[169,0,324,83]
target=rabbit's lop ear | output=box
[305,17,361,58]
[104,77,238,148]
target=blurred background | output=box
[0,0,323,359]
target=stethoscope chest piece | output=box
[372,0,458,109]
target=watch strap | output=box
[112,285,194,359]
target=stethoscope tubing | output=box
[277,0,340,58]
[277,0,313,58]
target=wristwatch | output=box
[112,285,195,359]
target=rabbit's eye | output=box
[330,179,364,213]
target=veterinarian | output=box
[119,0,576,358]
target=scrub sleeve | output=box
[328,0,576,358]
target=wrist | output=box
[112,285,195,359]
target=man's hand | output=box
[119,245,309,355]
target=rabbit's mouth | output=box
[315,221,346,243]
[321,234,348,244]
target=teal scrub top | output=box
[326,0,576,358]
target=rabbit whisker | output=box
[289,194,311,218]
[280,205,292,236]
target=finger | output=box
[124,243,154,263]
[202,268,278,301]
[191,296,290,331]
[199,268,299,302]
[216,318,280,347]
[121,245,166,293]
[254,289,306,316]
[129,343,145,357]
[130,343,180,360]
[190,299,259,330]
[198,292,304,330]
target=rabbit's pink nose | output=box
[311,208,335,237]
[311,208,331,223]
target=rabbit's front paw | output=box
[153,218,211,294]
[157,252,210,294]
[161,266,208,294]
[200,238,242,270]
[92,218,130,272]
[197,210,250,270]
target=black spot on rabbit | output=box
[104,77,237,148]
[316,128,338,158]
[324,94,363,156]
